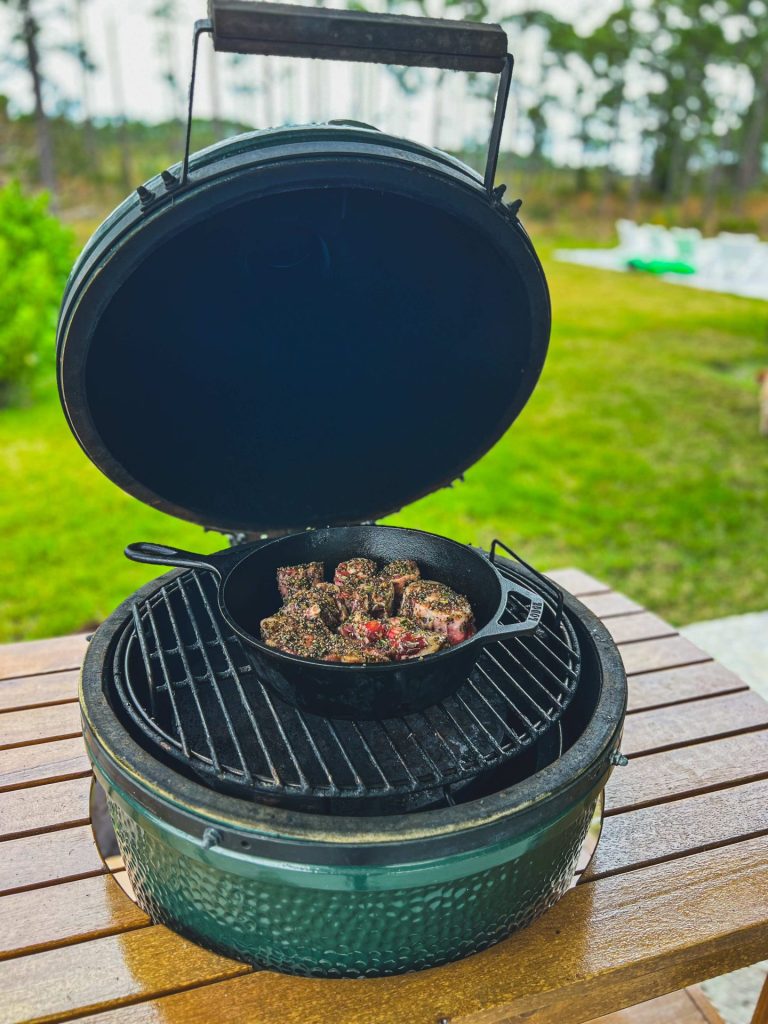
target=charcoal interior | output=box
[109,558,582,815]
[83,186,533,531]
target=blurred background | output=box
[0,0,766,646]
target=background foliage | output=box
[0,181,73,400]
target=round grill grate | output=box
[108,554,580,806]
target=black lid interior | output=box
[75,180,548,533]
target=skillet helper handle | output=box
[124,542,226,578]
[477,578,545,646]
[208,0,507,72]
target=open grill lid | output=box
[56,3,551,536]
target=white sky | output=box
[0,0,656,171]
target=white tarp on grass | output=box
[555,222,768,301]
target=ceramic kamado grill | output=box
[56,0,627,979]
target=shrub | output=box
[0,182,74,404]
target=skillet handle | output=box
[124,542,228,578]
[476,579,545,647]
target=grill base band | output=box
[105,776,597,977]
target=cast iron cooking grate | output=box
[109,551,580,804]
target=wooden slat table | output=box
[2,568,767,1024]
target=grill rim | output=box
[81,560,626,863]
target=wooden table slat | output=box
[0,874,149,961]
[0,635,89,682]
[584,988,724,1024]
[605,730,768,815]
[605,612,676,646]
[0,737,91,792]
[626,662,748,714]
[0,703,82,751]
[576,592,644,619]
[586,776,768,881]
[622,690,768,757]
[546,568,611,596]
[483,956,739,1024]
[0,925,251,1024]
[0,775,91,842]
[0,826,105,896]
[0,671,79,713]
[621,636,711,677]
[40,835,768,1024]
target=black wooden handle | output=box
[208,0,507,72]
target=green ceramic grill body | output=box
[81,572,626,978]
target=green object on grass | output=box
[626,258,696,275]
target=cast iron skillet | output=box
[125,525,544,720]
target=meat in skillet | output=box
[262,557,475,661]
[342,577,395,619]
[260,613,334,660]
[379,559,420,605]
[276,561,324,600]
[282,582,346,629]
[400,580,476,646]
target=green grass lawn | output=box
[1,244,766,642]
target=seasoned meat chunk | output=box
[334,558,377,587]
[342,577,395,619]
[322,635,366,664]
[339,614,388,646]
[400,580,476,646]
[380,617,447,661]
[333,557,377,603]
[259,613,290,647]
[276,561,324,600]
[322,633,391,664]
[282,582,345,629]
[260,613,333,659]
[379,559,420,604]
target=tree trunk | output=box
[106,14,132,191]
[738,56,768,195]
[628,169,641,220]
[261,56,276,129]
[431,69,445,148]
[284,63,298,125]
[74,0,99,175]
[701,158,721,233]
[598,162,612,219]
[208,39,223,137]
[679,152,692,206]
[19,0,56,201]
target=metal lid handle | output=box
[179,4,513,193]
[209,0,507,72]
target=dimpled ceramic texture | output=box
[106,785,596,978]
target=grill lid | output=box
[56,7,550,536]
